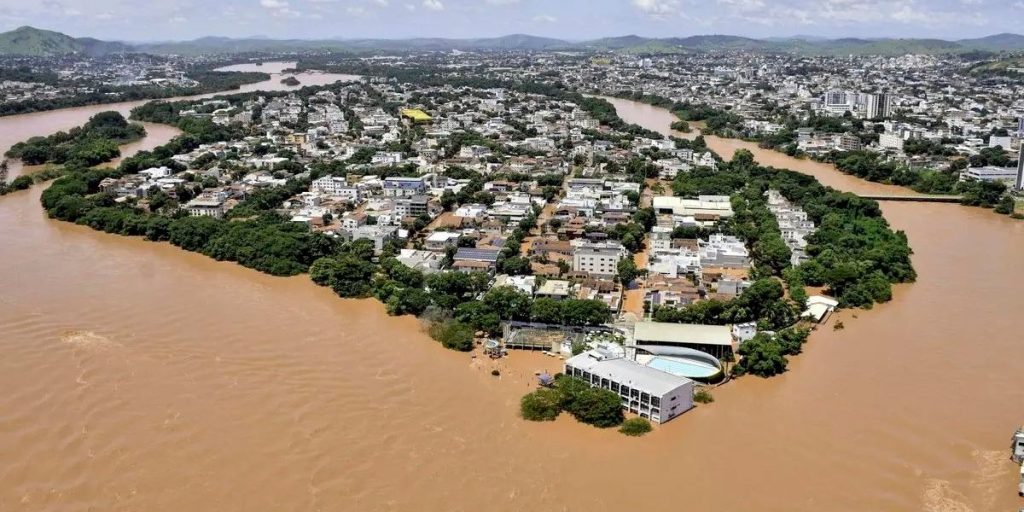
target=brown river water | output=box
[0,75,1020,511]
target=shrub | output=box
[428,320,475,351]
[693,389,714,404]
[490,369,500,376]
[520,388,561,421]
[10,175,33,191]
[619,418,653,437]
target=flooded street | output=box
[0,84,1021,511]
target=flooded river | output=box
[0,81,1021,511]
[1,62,357,179]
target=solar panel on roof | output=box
[454,248,500,262]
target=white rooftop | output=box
[566,350,692,397]
[633,321,734,346]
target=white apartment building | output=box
[572,241,628,277]
[699,234,750,269]
[565,349,695,424]
[311,176,362,202]
[185,196,226,219]
[878,132,905,151]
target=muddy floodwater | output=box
[0,82,1021,512]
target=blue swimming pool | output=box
[646,356,721,379]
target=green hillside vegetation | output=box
[966,55,1024,76]
[0,26,130,56]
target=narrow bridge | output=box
[857,194,963,203]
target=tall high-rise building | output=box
[1016,141,1023,191]
[865,93,892,119]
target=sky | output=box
[0,0,1021,42]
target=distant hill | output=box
[0,26,131,56]
[3,26,1024,57]
[958,33,1024,52]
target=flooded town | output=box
[1,17,1023,512]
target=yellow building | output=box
[400,108,432,124]
[284,133,307,145]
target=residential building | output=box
[343,225,397,253]
[394,195,430,218]
[536,279,572,300]
[864,93,892,119]
[572,241,627,277]
[424,231,462,251]
[184,196,226,218]
[699,234,750,269]
[382,177,428,198]
[396,249,445,274]
[452,248,501,273]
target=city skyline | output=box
[0,0,1021,42]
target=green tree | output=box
[732,334,788,377]
[428,320,475,351]
[454,301,501,335]
[483,286,532,321]
[520,388,562,421]
[617,257,640,285]
[565,386,624,428]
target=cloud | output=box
[370,0,390,6]
[533,14,557,22]
[717,0,765,10]
[632,0,680,18]
[423,0,444,10]
[259,0,303,18]
[485,0,520,4]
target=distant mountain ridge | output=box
[2,26,1024,57]
[0,26,131,56]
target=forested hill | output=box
[4,26,1024,57]
[0,26,131,56]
